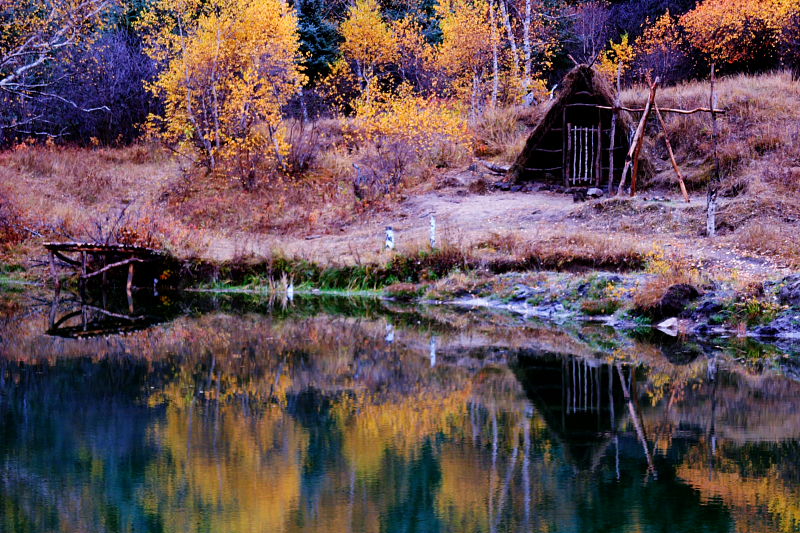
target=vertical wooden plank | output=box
[595,121,603,188]
[562,106,569,186]
[565,123,572,187]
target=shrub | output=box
[581,298,622,316]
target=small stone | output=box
[657,317,679,336]
[753,325,780,338]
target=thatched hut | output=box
[511,65,647,190]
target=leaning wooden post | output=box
[707,64,721,237]
[631,77,659,196]
[617,78,658,196]
[654,102,690,202]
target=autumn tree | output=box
[598,33,635,81]
[681,0,798,71]
[338,0,397,102]
[139,0,305,188]
[434,0,495,115]
[569,1,611,64]
[633,10,691,83]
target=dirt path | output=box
[203,173,788,282]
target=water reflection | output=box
[1,293,800,532]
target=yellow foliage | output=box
[350,84,473,158]
[339,0,397,99]
[434,0,495,112]
[138,0,305,183]
[598,33,635,81]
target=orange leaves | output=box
[637,10,685,59]
[680,0,799,67]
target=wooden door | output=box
[565,123,602,186]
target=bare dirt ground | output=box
[207,168,790,281]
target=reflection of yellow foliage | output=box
[335,386,472,475]
[438,445,490,531]
[143,405,307,533]
[679,445,800,533]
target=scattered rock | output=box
[586,187,605,199]
[694,300,723,317]
[753,325,781,338]
[648,283,701,320]
[778,275,800,306]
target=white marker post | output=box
[385,226,395,250]
[385,323,395,344]
[430,216,437,249]
[430,337,437,367]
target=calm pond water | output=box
[1,291,800,533]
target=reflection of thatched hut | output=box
[510,65,650,189]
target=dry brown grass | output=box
[622,71,800,192]
[474,228,648,271]
[728,218,800,268]
[471,106,530,163]
[632,253,703,312]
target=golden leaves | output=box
[139,0,305,181]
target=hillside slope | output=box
[0,72,798,280]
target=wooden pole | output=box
[596,105,725,115]
[707,64,721,237]
[595,121,602,188]
[49,251,60,289]
[618,78,658,196]
[608,65,620,194]
[565,123,572,187]
[125,262,135,294]
[654,102,690,202]
[631,78,660,196]
[563,108,570,187]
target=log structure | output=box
[510,65,650,189]
[44,241,164,292]
[512,64,725,200]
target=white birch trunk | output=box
[523,0,532,90]
[489,0,499,108]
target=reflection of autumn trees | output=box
[143,405,307,533]
[3,306,800,533]
[678,441,800,533]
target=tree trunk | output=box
[522,0,532,90]
[707,64,721,237]
[489,0,499,108]
[499,0,520,76]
